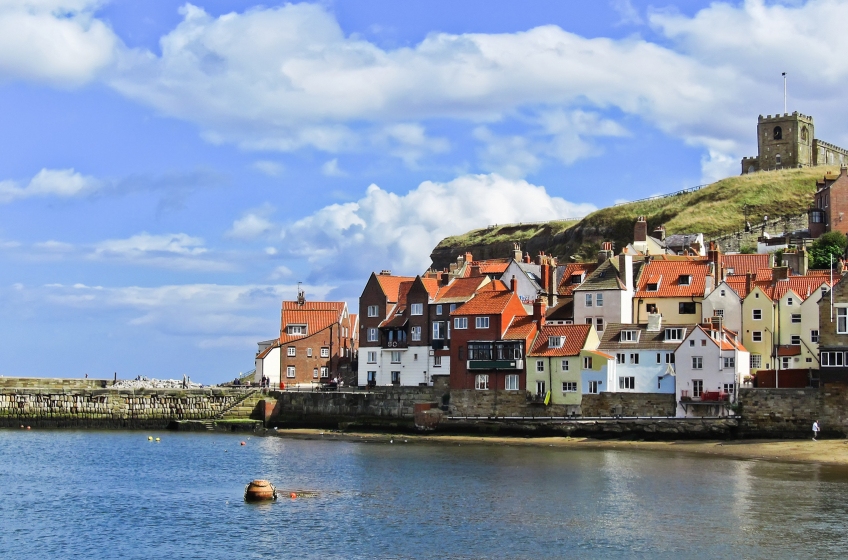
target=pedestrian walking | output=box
[813,420,821,441]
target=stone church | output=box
[741,112,848,174]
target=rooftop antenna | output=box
[782,72,787,114]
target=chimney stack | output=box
[773,266,789,283]
[440,272,450,286]
[746,272,753,295]
[523,252,531,264]
[533,297,546,329]
[471,265,482,277]
[646,312,662,332]
[513,243,522,261]
[619,250,633,292]
[634,216,648,242]
[597,242,614,263]
[652,225,666,241]
[510,275,518,293]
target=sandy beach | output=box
[271,428,848,467]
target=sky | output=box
[1,0,847,383]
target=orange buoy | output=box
[290,492,297,499]
[240,441,246,446]
[26,426,31,430]
[244,480,277,502]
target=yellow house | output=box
[528,323,599,408]
[741,286,776,372]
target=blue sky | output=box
[1,0,846,382]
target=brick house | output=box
[257,290,355,388]
[809,165,848,238]
[818,272,848,384]
[448,278,535,391]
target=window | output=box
[390,351,401,363]
[791,314,801,324]
[752,309,762,320]
[692,356,703,369]
[367,351,377,363]
[629,353,639,365]
[454,317,468,329]
[586,318,593,325]
[286,366,295,378]
[647,283,658,292]
[811,330,820,343]
[450,304,457,313]
[433,355,442,367]
[367,371,376,383]
[751,354,762,369]
[475,316,490,329]
[585,293,593,307]
[666,353,675,364]
[720,289,726,297]
[583,356,593,369]
[411,326,421,341]
[646,303,657,313]
[548,336,564,348]
[692,379,703,398]
[475,374,490,390]
[752,331,762,342]
[701,339,707,347]
[320,367,329,378]
[321,347,329,358]
[713,309,724,318]
[313,368,318,379]
[787,297,794,306]
[410,303,423,316]
[595,318,604,332]
[433,322,445,340]
[621,330,639,342]
[505,374,519,391]
[656,353,662,364]
[619,376,635,390]
[723,357,735,369]
[307,348,313,357]
[561,359,569,371]
[689,340,695,347]
[391,371,401,385]
[781,357,791,369]
[588,380,599,394]
[367,328,378,342]
[562,382,578,392]
[616,353,625,364]
[664,328,684,342]
[679,302,696,315]
[367,305,379,317]
[287,346,296,357]
[536,360,544,372]
[723,383,735,394]
[596,293,604,307]
[839,308,848,334]
[821,352,844,367]
[287,325,306,335]
[679,275,692,286]
[791,335,801,346]
[535,380,546,396]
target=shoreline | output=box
[269,428,848,467]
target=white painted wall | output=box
[255,346,280,386]
[608,350,676,394]
[702,282,742,333]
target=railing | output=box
[679,390,731,403]
[214,389,259,419]
[613,184,708,206]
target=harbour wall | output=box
[0,386,250,429]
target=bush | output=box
[810,231,847,269]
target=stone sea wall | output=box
[0,387,250,429]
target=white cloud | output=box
[0,0,118,86]
[91,232,232,271]
[278,173,596,280]
[321,158,346,177]
[33,240,75,252]
[251,160,284,177]
[226,207,277,240]
[0,168,101,203]
[610,0,643,26]
[268,265,292,280]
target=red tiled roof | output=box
[460,258,510,277]
[375,274,416,302]
[727,275,832,301]
[452,289,517,316]
[256,340,280,359]
[721,254,768,275]
[435,276,490,302]
[280,301,346,343]
[504,315,537,340]
[529,324,592,356]
[587,349,614,360]
[634,260,711,298]
[557,263,599,296]
[420,278,440,297]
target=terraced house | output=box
[573,246,639,332]
[527,323,598,411]
[632,257,713,325]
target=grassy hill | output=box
[431,166,839,269]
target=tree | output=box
[809,231,847,269]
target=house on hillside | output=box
[817,272,848,384]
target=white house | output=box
[254,339,280,386]
[701,281,743,334]
[674,320,749,418]
[574,248,639,334]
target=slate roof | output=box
[598,322,690,350]
[529,324,592,356]
[573,259,625,291]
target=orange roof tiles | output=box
[504,315,537,340]
[452,289,516,316]
[435,276,489,302]
[375,274,416,302]
[280,301,346,343]
[721,254,768,275]
[558,263,599,296]
[529,324,592,356]
[635,260,711,298]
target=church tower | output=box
[742,112,814,173]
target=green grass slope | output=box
[432,166,839,267]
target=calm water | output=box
[1,431,848,559]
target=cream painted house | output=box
[528,324,599,410]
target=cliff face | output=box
[430,166,835,269]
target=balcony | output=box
[467,359,524,371]
[679,390,731,403]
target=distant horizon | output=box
[2,0,847,383]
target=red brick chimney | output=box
[745,272,753,295]
[510,275,518,293]
[471,265,482,277]
[634,216,648,242]
[533,297,546,329]
[540,262,550,293]
[523,253,531,264]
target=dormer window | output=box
[726,268,735,275]
[287,324,307,336]
[647,283,658,292]
[570,273,584,284]
[620,330,640,343]
[679,275,692,286]
[664,328,684,342]
[548,336,564,348]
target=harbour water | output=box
[2,430,848,559]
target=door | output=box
[588,380,599,394]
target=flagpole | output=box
[783,72,787,113]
